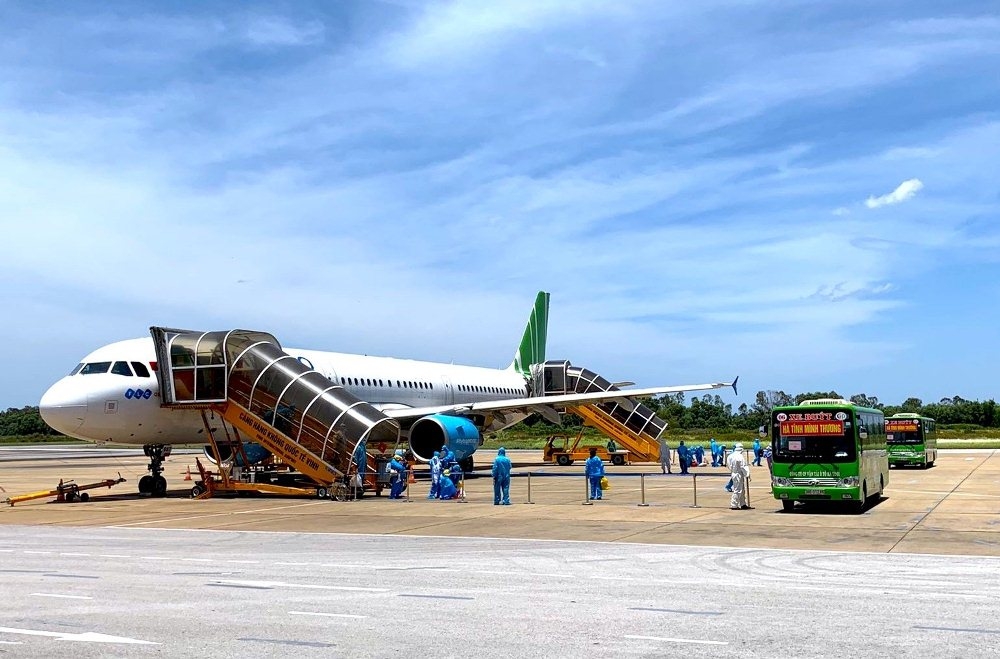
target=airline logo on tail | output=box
[511,291,549,376]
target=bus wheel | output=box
[781,500,794,512]
[854,484,868,514]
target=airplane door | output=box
[438,374,455,406]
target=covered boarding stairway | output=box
[150,327,400,496]
[537,361,666,463]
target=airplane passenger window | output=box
[69,363,84,376]
[131,361,151,378]
[80,362,112,375]
[111,361,134,376]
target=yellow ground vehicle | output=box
[543,433,630,466]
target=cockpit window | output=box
[131,361,151,378]
[80,362,112,375]
[111,361,134,376]
[69,363,84,376]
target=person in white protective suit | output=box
[729,442,752,510]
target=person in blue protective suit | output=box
[440,446,456,472]
[388,451,407,499]
[677,441,690,475]
[438,469,457,499]
[709,438,719,467]
[584,447,605,500]
[693,444,705,466]
[428,450,442,499]
[352,439,368,483]
[491,447,513,505]
[752,438,762,466]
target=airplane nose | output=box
[39,378,88,435]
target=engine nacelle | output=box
[409,414,480,462]
[203,442,272,467]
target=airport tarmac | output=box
[2,448,999,556]
[1,525,999,657]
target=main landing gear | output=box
[138,444,172,497]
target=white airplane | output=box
[40,292,735,495]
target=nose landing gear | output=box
[138,444,172,497]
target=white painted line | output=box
[0,550,15,553]
[139,556,171,560]
[0,640,23,644]
[60,552,92,557]
[226,560,259,564]
[276,562,313,566]
[98,554,130,558]
[0,626,157,645]
[23,551,53,555]
[625,635,728,645]
[288,611,368,620]
[181,558,213,563]
[31,593,93,600]
[213,579,389,593]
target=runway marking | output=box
[59,552,91,557]
[207,583,273,590]
[625,635,728,645]
[277,562,315,566]
[139,556,171,560]
[212,579,388,593]
[914,625,1000,635]
[23,551,53,555]
[0,640,23,644]
[181,558,212,562]
[98,554,130,558]
[629,607,723,616]
[238,637,334,648]
[31,593,93,600]
[226,560,260,564]
[43,574,100,580]
[288,611,368,619]
[398,593,474,600]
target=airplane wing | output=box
[382,379,737,422]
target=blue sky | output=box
[1,1,998,411]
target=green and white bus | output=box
[886,413,937,468]
[770,398,889,513]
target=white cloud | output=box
[242,16,325,47]
[865,178,924,208]
[832,206,851,216]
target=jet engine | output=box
[409,414,480,467]
[203,441,272,467]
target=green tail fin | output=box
[510,291,549,376]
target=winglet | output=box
[731,376,739,396]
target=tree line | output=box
[3,392,998,438]
[643,391,999,431]
[0,406,61,436]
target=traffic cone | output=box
[184,466,192,481]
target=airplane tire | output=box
[138,475,153,494]
[152,476,168,497]
[459,456,474,473]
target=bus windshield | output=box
[771,408,857,463]
[886,420,923,445]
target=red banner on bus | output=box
[886,420,918,432]
[780,420,844,436]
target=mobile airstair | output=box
[150,328,400,498]
[535,360,666,463]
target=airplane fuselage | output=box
[40,338,531,446]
